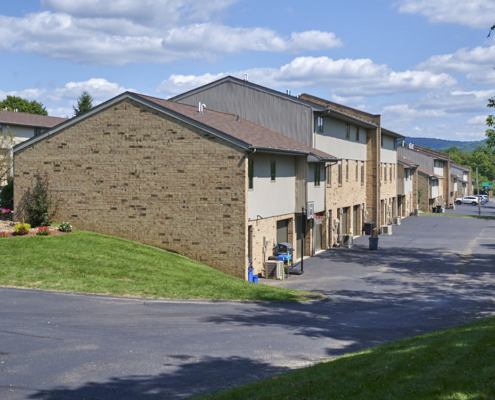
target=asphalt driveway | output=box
[1,214,495,399]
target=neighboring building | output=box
[13,92,336,279]
[451,162,473,198]
[0,109,67,144]
[1,110,67,185]
[172,77,405,247]
[398,144,451,211]
[397,157,419,217]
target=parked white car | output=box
[455,196,480,206]
[479,195,489,204]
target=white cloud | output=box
[395,0,495,29]
[1,78,132,117]
[158,56,456,96]
[467,115,488,125]
[0,4,343,65]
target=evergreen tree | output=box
[73,91,94,116]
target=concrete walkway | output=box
[1,215,495,399]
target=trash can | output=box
[432,207,437,213]
[248,268,254,282]
[369,237,379,250]
[364,222,375,236]
[252,276,259,283]
[436,205,442,213]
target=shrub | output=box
[58,222,73,233]
[15,226,29,236]
[14,223,31,234]
[17,172,58,227]
[37,226,51,236]
[0,231,7,238]
[0,179,13,210]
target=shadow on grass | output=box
[28,356,289,400]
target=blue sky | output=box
[1,0,495,141]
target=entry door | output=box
[276,219,289,244]
[315,219,322,252]
[296,215,302,260]
[342,208,348,234]
[353,205,359,236]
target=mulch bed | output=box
[2,229,72,238]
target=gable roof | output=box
[398,156,418,168]
[0,110,67,128]
[170,75,327,112]
[14,92,338,162]
[406,144,449,161]
[417,167,443,179]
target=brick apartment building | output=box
[13,92,336,279]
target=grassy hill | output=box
[404,137,487,152]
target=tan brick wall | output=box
[418,175,430,212]
[248,213,295,275]
[14,99,248,279]
[380,162,397,225]
[365,129,379,226]
[326,159,367,243]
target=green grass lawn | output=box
[0,230,316,301]
[198,316,495,400]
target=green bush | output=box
[15,223,31,234]
[0,179,13,209]
[17,172,58,227]
[58,222,73,233]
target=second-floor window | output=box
[316,116,324,133]
[327,164,332,186]
[361,161,364,184]
[434,160,443,168]
[338,161,342,185]
[345,123,350,140]
[346,160,349,181]
[355,127,360,142]
[314,163,321,187]
[34,127,42,137]
[270,160,276,182]
[390,164,393,181]
[248,159,254,189]
[355,160,359,181]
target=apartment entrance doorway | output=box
[353,205,359,236]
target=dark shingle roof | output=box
[418,167,443,179]
[136,93,337,160]
[0,110,67,128]
[398,156,418,167]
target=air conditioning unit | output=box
[341,234,353,248]
[381,225,393,235]
[393,216,401,226]
[264,260,284,280]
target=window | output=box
[338,161,342,185]
[381,135,384,148]
[393,140,397,150]
[316,116,324,133]
[390,164,392,181]
[355,161,358,181]
[361,161,364,185]
[314,163,321,187]
[434,160,443,168]
[405,169,410,180]
[432,179,439,187]
[384,164,387,182]
[0,124,3,133]
[34,128,42,137]
[345,123,350,139]
[346,160,349,181]
[248,159,254,189]
[355,127,360,142]
[327,164,332,186]
[270,160,276,182]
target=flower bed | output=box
[0,221,73,238]
[0,209,13,221]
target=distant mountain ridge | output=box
[404,137,487,152]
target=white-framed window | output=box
[434,160,443,168]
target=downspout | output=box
[376,124,381,228]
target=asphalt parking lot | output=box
[1,214,495,400]
[445,197,495,217]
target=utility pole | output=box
[477,165,481,217]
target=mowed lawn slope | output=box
[0,230,314,301]
[198,316,495,400]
